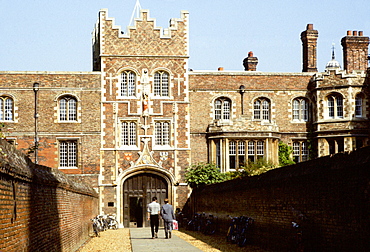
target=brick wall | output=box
[0,139,98,252]
[184,146,370,251]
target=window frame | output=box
[154,120,171,148]
[59,95,77,122]
[293,141,309,163]
[58,139,78,169]
[355,93,364,118]
[120,70,137,97]
[0,96,14,122]
[121,120,138,148]
[253,97,270,121]
[153,71,170,97]
[228,139,265,170]
[214,97,231,120]
[292,98,309,122]
[326,93,344,119]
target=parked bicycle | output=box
[106,214,118,230]
[91,214,119,237]
[91,217,102,237]
[226,215,254,247]
[201,213,217,235]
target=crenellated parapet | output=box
[93,8,189,59]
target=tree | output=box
[278,141,295,166]
[185,163,226,188]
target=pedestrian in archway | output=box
[147,196,160,238]
[161,198,175,239]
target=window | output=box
[155,121,170,146]
[292,98,308,121]
[154,71,169,96]
[293,141,309,163]
[327,94,343,119]
[355,94,363,118]
[121,121,137,146]
[120,70,136,96]
[59,96,77,121]
[229,141,236,169]
[215,140,221,168]
[0,96,13,121]
[254,98,270,120]
[214,97,231,120]
[59,140,77,168]
[229,140,247,169]
[227,140,265,169]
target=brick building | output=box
[0,9,369,228]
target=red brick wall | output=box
[184,146,370,251]
[0,140,98,252]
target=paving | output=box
[130,227,203,252]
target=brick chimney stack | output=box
[341,30,369,72]
[243,51,258,71]
[301,24,318,72]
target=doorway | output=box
[123,173,168,228]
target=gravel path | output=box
[77,229,131,252]
[77,228,268,252]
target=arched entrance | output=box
[123,173,168,228]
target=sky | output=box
[1,0,369,73]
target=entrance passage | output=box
[123,173,168,228]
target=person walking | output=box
[147,196,160,239]
[161,198,176,239]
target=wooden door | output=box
[123,173,167,227]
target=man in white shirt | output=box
[147,196,160,238]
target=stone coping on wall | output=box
[0,139,98,197]
[199,146,370,193]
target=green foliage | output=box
[278,141,295,166]
[225,158,276,179]
[185,163,227,188]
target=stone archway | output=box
[122,173,168,228]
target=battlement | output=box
[93,8,189,62]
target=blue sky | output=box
[1,0,369,72]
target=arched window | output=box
[120,70,136,97]
[59,96,77,121]
[292,98,309,121]
[0,96,13,121]
[154,71,169,96]
[214,97,231,120]
[327,93,343,119]
[355,93,364,118]
[254,97,270,120]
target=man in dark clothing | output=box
[161,198,176,238]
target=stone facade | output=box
[0,9,369,228]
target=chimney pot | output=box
[218,67,224,71]
[347,30,352,36]
[307,24,313,30]
[353,31,358,36]
[359,31,363,36]
[248,51,254,57]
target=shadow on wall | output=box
[0,139,98,251]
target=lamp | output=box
[33,82,39,164]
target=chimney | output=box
[301,24,318,72]
[341,30,369,72]
[243,51,258,71]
